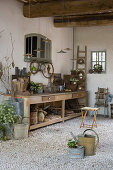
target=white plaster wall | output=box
[0,0,73,86]
[2,0,112,116]
[74,26,113,116]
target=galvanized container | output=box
[14,123,28,139]
[69,146,84,159]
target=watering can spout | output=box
[70,132,78,142]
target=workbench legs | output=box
[62,100,65,123]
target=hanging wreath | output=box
[30,61,54,79]
[42,63,54,79]
[77,70,85,81]
[30,62,39,74]
[77,58,85,64]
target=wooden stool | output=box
[80,107,99,128]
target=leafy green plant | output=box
[0,102,20,140]
[94,64,102,73]
[0,124,10,141]
[67,132,78,148]
[0,103,19,124]
[67,139,78,148]
[70,78,79,82]
[31,65,36,71]
[30,81,43,93]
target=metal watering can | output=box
[71,129,99,156]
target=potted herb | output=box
[67,132,84,159]
[0,102,20,140]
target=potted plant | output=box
[0,102,20,140]
[30,81,43,94]
[67,133,84,159]
[94,64,103,73]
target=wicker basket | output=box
[30,111,38,125]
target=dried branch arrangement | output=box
[0,31,15,95]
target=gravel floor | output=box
[0,116,113,170]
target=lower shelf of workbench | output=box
[30,112,82,130]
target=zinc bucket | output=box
[14,123,28,139]
[69,146,84,159]
[78,129,99,156]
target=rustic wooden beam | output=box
[54,13,113,27]
[23,0,113,18]
[17,0,32,4]
[17,0,60,4]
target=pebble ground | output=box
[0,116,113,170]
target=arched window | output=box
[24,33,52,63]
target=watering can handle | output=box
[83,129,99,147]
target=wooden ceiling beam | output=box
[54,13,113,27]
[17,0,82,4]
[23,0,113,18]
[17,0,62,4]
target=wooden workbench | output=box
[6,91,88,130]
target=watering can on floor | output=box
[78,129,99,156]
[71,129,99,156]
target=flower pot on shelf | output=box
[94,64,103,73]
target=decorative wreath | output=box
[77,70,85,81]
[30,61,54,79]
[30,62,39,75]
[77,58,85,64]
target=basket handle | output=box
[83,129,99,147]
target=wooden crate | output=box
[53,73,61,79]
[77,82,85,91]
[64,75,71,84]
[66,84,77,91]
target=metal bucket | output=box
[69,146,84,159]
[78,129,99,156]
[14,123,28,139]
